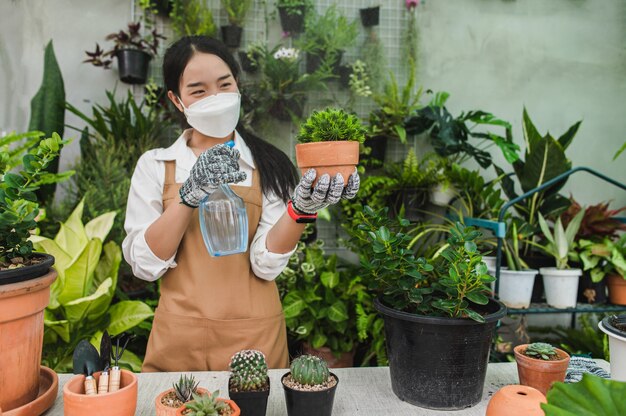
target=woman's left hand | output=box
[291,169,360,215]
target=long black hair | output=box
[162,36,298,202]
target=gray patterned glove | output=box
[179,144,247,208]
[292,168,360,215]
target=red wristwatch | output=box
[287,200,317,223]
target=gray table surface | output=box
[43,360,610,415]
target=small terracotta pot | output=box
[63,369,138,416]
[176,396,240,416]
[514,344,570,396]
[486,384,546,416]
[295,141,359,187]
[155,387,210,416]
[607,274,626,305]
[302,343,354,368]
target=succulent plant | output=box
[525,342,558,360]
[228,349,269,392]
[290,355,330,386]
[173,374,200,403]
[183,391,229,416]
[296,107,365,144]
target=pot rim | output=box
[63,369,137,398]
[374,296,506,326]
[539,267,582,277]
[513,344,571,364]
[155,387,211,409]
[599,319,626,341]
[280,371,339,393]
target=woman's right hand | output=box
[179,144,246,208]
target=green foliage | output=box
[184,391,230,416]
[576,234,626,282]
[221,0,253,26]
[538,314,609,360]
[446,163,506,220]
[535,209,585,269]
[614,141,626,161]
[542,374,626,415]
[360,30,385,94]
[525,342,558,360]
[562,199,626,242]
[32,200,153,372]
[228,349,268,392]
[0,133,72,265]
[290,355,330,386]
[277,240,370,357]
[171,0,216,38]
[174,374,200,403]
[296,107,365,144]
[297,5,358,56]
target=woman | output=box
[122,36,359,372]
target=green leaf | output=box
[464,308,485,323]
[464,241,477,254]
[542,374,626,415]
[92,241,122,295]
[85,211,116,242]
[327,300,349,323]
[282,292,306,319]
[320,271,339,289]
[465,291,489,305]
[58,238,102,304]
[118,349,143,372]
[63,278,112,323]
[43,309,70,343]
[54,200,88,255]
[107,300,153,336]
[312,332,328,349]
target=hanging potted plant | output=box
[220,0,253,48]
[598,314,626,381]
[359,5,380,27]
[227,350,270,416]
[276,0,311,34]
[0,132,69,413]
[238,42,263,73]
[514,342,570,396]
[532,210,585,308]
[295,107,364,185]
[346,209,506,410]
[281,355,338,416]
[155,374,209,416]
[84,20,165,85]
[177,391,240,416]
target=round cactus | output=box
[229,349,268,391]
[290,355,330,386]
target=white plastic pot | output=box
[483,256,497,270]
[429,183,456,207]
[598,319,626,381]
[497,269,538,309]
[540,268,582,309]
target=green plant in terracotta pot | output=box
[155,374,208,416]
[514,342,570,397]
[295,107,365,186]
[228,349,270,416]
[281,354,338,416]
[576,234,626,306]
[177,391,240,416]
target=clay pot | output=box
[514,344,570,396]
[486,385,546,416]
[176,396,240,416]
[63,370,138,416]
[155,388,209,416]
[607,274,626,305]
[295,141,360,187]
[3,366,58,416]
[0,268,57,411]
[302,343,354,368]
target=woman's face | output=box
[168,52,239,111]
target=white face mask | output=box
[178,92,241,138]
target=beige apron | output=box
[142,161,289,372]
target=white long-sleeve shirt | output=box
[122,129,296,282]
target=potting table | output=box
[45,360,610,415]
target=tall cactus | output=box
[229,349,269,391]
[290,355,330,386]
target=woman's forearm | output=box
[145,198,195,260]
[265,212,306,254]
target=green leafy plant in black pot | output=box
[345,206,506,410]
[228,349,270,416]
[281,355,338,416]
[276,0,312,34]
[220,0,253,48]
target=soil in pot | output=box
[156,387,210,416]
[0,253,54,285]
[375,297,507,410]
[281,372,338,416]
[514,345,570,396]
[228,379,269,416]
[116,49,151,85]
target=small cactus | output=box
[229,349,269,391]
[525,342,558,360]
[290,355,330,386]
[183,391,229,416]
[173,374,200,403]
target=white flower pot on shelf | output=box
[483,256,497,270]
[429,183,456,207]
[599,316,626,381]
[540,267,582,309]
[497,269,538,309]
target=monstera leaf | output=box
[542,373,626,415]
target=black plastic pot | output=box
[278,5,306,33]
[363,135,388,163]
[282,372,338,416]
[238,51,258,73]
[305,50,343,74]
[229,379,270,416]
[269,97,305,122]
[577,269,608,304]
[221,25,243,48]
[374,297,506,410]
[360,6,380,27]
[522,254,554,303]
[391,187,429,222]
[115,49,151,85]
[338,64,351,89]
[0,253,55,285]
[151,0,173,16]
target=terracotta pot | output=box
[63,370,138,416]
[514,344,570,396]
[155,387,209,416]
[0,268,57,411]
[302,342,355,368]
[3,366,58,416]
[176,396,240,416]
[486,384,546,416]
[607,273,626,305]
[295,141,360,187]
